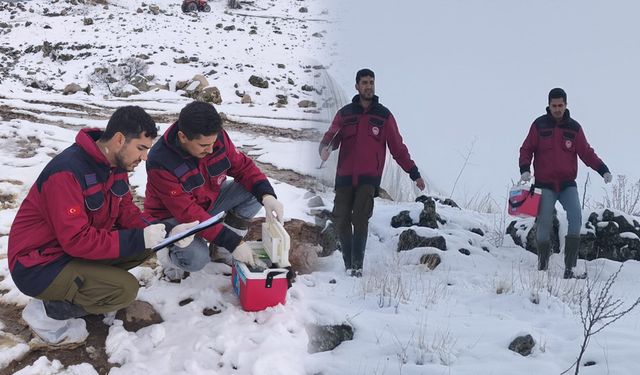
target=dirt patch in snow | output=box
[0,301,115,375]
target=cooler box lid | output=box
[261,217,290,266]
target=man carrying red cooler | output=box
[519,88,612,278]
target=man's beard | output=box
[361,91,374,100]
[115,149,132,171]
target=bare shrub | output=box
[462,190,499,214]
[562,264,640,375]
[485,191,510,248]
[389,318,458,367]
[449,137,477,200]
[597,174,640,215]
[89,57,148,96]
[359,257,449,312]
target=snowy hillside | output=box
[1,0,332,108]
[2,1,640,375]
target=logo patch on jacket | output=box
[565,139,573,149]
[217,175,226,185]
[66,205,81,216]
[371,126,380,136]
[170,189,179,196]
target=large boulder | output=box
[506,214,560,255]
[63,83,82,95]
[397,229,447,252]
[249,75,268,89]
[130,76,150,92]
[245,218,336,273]
[200,86,222,104]
[115,300,163,332]
[391,210,413,228]
[416,196,446,228]
[420,253,441,270]
[191,74,209,91]
[319,221,339,257]
[306,323,354,353]
[416,194,459,208]
[509,334,535,356]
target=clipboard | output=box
[152,211,226,252]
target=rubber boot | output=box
[338,230,353,272]
[43,300,88,320]
[351,231,367,277]
[563,235,581,279]
[537,241,551,271]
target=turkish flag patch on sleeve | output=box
[66,205,82,216]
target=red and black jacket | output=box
[519,108,609,192]
[144,123,275,251]
[8,129,149,297]
[319,95,420,194]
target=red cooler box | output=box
[508,184,541,217]
[232,262,290,311]
[231,218,292,312]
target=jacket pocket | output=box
[340,123,358,139]
[368,116,385,127]
[180,173,205,192]
[63,274,84,303]
[84,191,104,211]
[206,157,231,177]
[538,129,553,150]
[341,116,358,127]
[110,179,129,197]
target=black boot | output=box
[537,241,551,271]
[351,231,367,277]
[563,235,581,278]
[43,300,89,320]
[338,229,353,271]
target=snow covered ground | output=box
[2,1,640,375]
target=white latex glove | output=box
[232,242,255,267]
[520,171,532,182]
[143,223,166,249]
[169,221,199,248]
[262,194,284,223]
[603,172,613,184]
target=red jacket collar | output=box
[75,128,111,167]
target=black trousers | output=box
[332,185,375,270]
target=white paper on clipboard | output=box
[152,211,226,251]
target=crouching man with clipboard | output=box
[144,101,284,281]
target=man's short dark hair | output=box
[177,101,222,140]
[548,88,567,104]
[356,68,375,84]
[101,106,157,141]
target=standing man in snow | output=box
[519,88,612,279]
[319,68,425,277]
[8,106,194,347]
[144,101,284,280]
